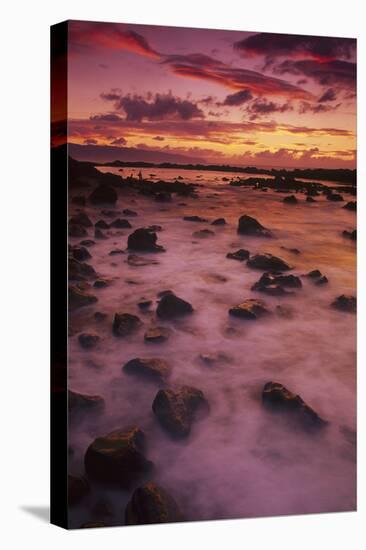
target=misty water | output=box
[68,167,356,527]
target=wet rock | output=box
[93,279,109,288]
[226,249,250,261]
[69,390,104,413]
[84,427,152,486]
[306,196,316,203]
[252,272,302,295]
[183,215,208,222]
[237,214,271,237]
[211,218,227,225]
[144,326,171,343]
[138,300,152,310]
[69,258,97,281]
[229,299,270,320]
[70,212,93,227]
[247,254,292,271]
[72,246,91,261]
[95,219,109,229]
[89,184,118,205]
[283,195,298,204]
[123,209,138,216]
[125,483,184,525]
[262,381,326,429]
[80,239,95,247]
[101,209,120,217]
[331,295,356,313]
[315,275,329,285]
[157,289,174,298]
[110,218,132,228]
[156,293,194,319]
[113,312,142,337]
[343,229,356,241]
[69,224,88,238]
[109,248,125,255]
[343,201,356,211]
[128,228,165,252]
[123,357,171,383]
[68,475,90,506]
[326,192,343,202]
[127,254,159,266]
[94,311,107,321]
[306,269,322,278]
[152,386,209,438]
[78,332,100,349]
[69,285,98,310]
[94,228,107,240]
[192,229,215,238]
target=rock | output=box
[229,298,270,320]
[156,293,194,319]
[306,196,316,203]
[110,218,132,228]
[280,246,301,255]
[183,215,208,222]
[101,209,120,217]
[89,184,118,205]
[343,201,356,211]
[72,246,91,261]
[327,193,343,202]
[94,228,107,240]
[343,229,356,241]
[125,483,183,525]
[93,279,109,288]
[69,390,104,413]
[306,269,322,278]
[94,311,107,321]
[80,239,95,247]
[113,312,142,336]
[109,248,125,256]
[155,191,172,202]
[95,219,109,229]
[252,272,302,294]
[283,195,298,204]
[127,228,164,252]
[262,381,326,429]
[198,352,231,366]
[144,326,171,343]
[69,285,98,310]
[69,258,97,281]
[78,333,100,349]
[84,427,152,486]
[331,295,356,313]
[123,357,171,383]
[123,209,138,216]
[152,386,209,438]
[315,275,328,285]
[237,215,271,237]
[211,218,227,225]
[69,224,88,238]
[68,475,90,506]
[192,229,215,238]
[247,254,292,271]
[70,212,93,227]
[226,249,250,261]
[138,300,152,310]
[127,254,159,266]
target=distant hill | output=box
[68,143,201,165]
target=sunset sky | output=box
[64,20,356,168]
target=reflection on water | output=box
[68,166,356,527]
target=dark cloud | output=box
[90,113,123,122]
[110,137,127,145]
[273,59,356,88]
[318,88,337,102]
[153,135,165,141]
[298,101,340,114]
[223,89,253,106]
[101,92,204,122]
[234,33,356,62]
[245,98,293,119]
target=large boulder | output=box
[237,215,271,237]
[156,293,193,319]
[226,249,250,261]
[84,427,152,487]
[283,195,298,204]
[211,218,227,225]
[68,475,90,506]
[127,228,164,252]
[252,272,302,295]
[152,386,209,438]
[89,184,118,205]
[144,326,171,343]
[110,218,132,228]
[125,483,184,525]
[71,246,92,262]
[69,258,97,281]
[247,253,292,271]
[122,357,171,383]
[113,313,142,337]
[69,285,97,310]
[229,299,270,320]
[68,390,104,413]
[343,201,356,211]
[331,295,356,313]
[69,212,93,227]
[262,381,326,429]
